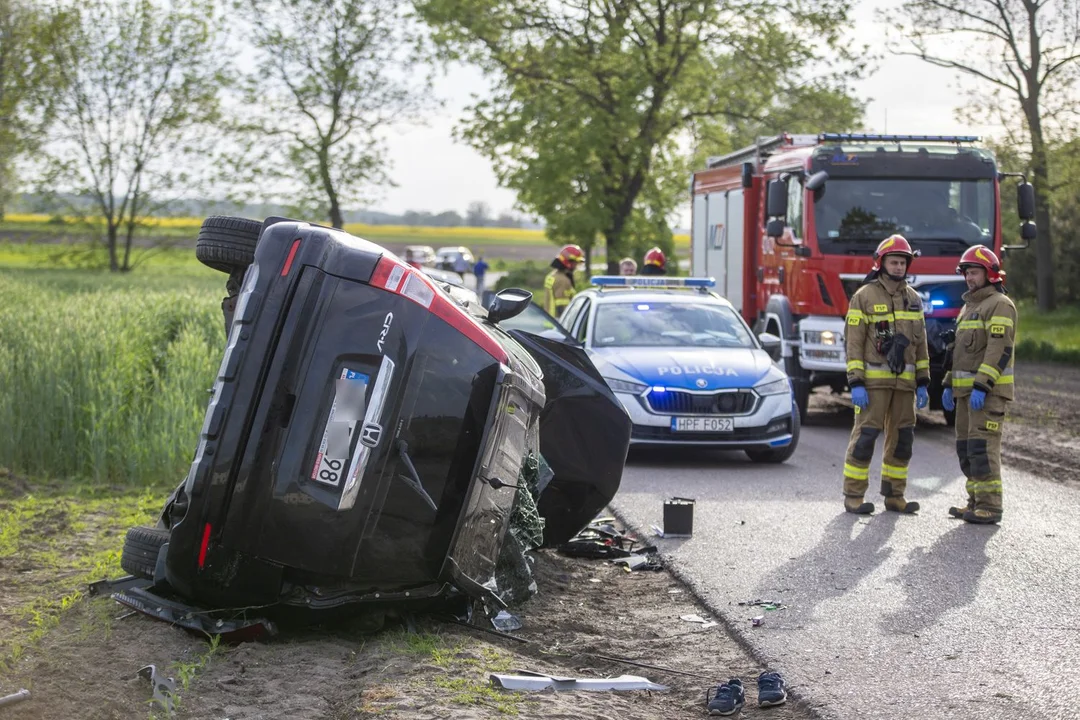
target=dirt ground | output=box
[0,543,811,720]
[1,361,1076,720]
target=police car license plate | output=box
[672,417,733,432]
[311,368,370,487]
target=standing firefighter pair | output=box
[840,237,1016,524]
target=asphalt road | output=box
[611,401,1080,720]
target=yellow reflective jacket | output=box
[844,275,931,391]
[943,284,1016,400]
[543,268,575,317]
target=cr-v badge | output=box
[377,312,394,352]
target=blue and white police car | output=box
[558,276,799,462]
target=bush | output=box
[494,260,550,295]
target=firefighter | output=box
[940,245,1016,524]
[544,244,584,317]
[841,235,931,514]
[640,247,667,276]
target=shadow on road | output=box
[880,523,999,635]
[754,511,901,623]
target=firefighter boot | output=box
[883,497,920,513]
[844,496,874,514]
[963,508,1002,524]
[948,495,975,519]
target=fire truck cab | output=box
[691,133,1035,422]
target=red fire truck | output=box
[690,133,1035,422]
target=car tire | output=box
[745,408,800,464]
[120,526,169,580]
[195,216,262,274]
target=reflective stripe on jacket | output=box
[844,275,930,391]
[943,284,1016,400]
[544,269,575,317]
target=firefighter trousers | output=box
[842,389,917,500]
[954,394,1007,514]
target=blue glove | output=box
[942,387,954,411]
[970,388,986,411]
[851,385,869,410]
[916,385,929,409]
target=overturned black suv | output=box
[115,217,631,623]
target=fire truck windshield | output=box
[813,178,994,256]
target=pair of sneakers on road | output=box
[706,671,786,716]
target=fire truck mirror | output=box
[1020,221,1037,242]
[757,332,782,361]
[766,179,788,218]
[805,170,829,192]
[1017,182,1035,220]
[766,218,786,239]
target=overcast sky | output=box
[374,0,1004,225]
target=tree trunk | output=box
[1027,109,1056,311]
[122,225,134,272]
[107,222,119,272]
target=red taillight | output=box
[280,239,301,276]
[370,256,509,364]
[197,523,212,568]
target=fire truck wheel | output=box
[195,216,262,274]
[120,526,169,580]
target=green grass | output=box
[1015,301,1080,365]
[0,479,170,671]
[0,265,224,484]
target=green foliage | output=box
[227,0,433,228]
[0,269,223,484]
[0,1,72,217]
[418,0,866,268]
[42,0,229,271]
[1014,300,1080,365]
[493,260,549,295]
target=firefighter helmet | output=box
[956,245,1002,283]
[557,244,585,267]
[644,247,666,269]
[871,234,919,271]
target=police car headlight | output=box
[604,377,648,394]
[754,378,790,396]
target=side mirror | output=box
[805,170,829,192]
[758,331,782,361]
[1017,182,1035,220]
[486,288,533,324]
[766,178,788,218]
[1021,221,1037,241]
[766,218,786,239]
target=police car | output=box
[558,276,799,462]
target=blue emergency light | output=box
[590,275,716,288]
[820,133,980,144]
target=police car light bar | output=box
[590,275,716,288]
[819,133,980,144]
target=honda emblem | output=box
[360,422,382,448]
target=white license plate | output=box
[671,416,734,433]
[311,368,370,487]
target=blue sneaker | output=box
[757,671,788,707]
[706,678,745,716]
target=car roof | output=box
[578,287,737,310]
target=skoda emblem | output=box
[696,378,708,389]
[360,422,382,448]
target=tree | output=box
[888,0,1080,311]
[0,1,70,219]
[417,0,866,271]
[230,0,432,229]
[44,0,227,271]
[465,200,491,226]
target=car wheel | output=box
[745,408,800,464]
[195,215,262,274]
[120,526,169,579]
